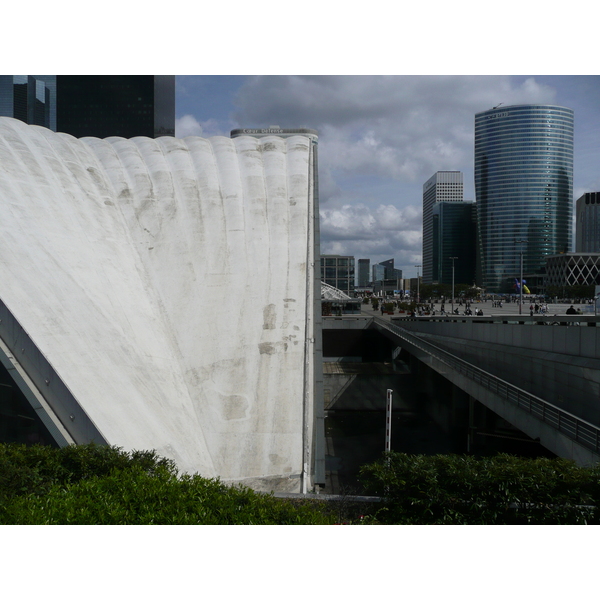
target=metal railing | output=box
[374,317,600,455]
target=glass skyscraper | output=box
[422,171,464,284]
[432,201,476,285]
[475,104,573,292]
[0,76,56,130]
[474,105,573,293]
[1,76,174,139]
[357,258,370,287]
[56,76,175,138]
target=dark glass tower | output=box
[56,75,175,138]
[432,202,476,285]
[0,75,56,130]
[474,105,573,293]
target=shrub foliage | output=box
[0,443,333,525]
[359,452,600,524]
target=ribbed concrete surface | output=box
[0,117,316,491]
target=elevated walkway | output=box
[371,317,600,466]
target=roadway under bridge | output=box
[324,314,600,466]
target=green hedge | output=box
[0,444,334,525]
[359,452,600,524]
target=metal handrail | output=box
[374,317,600,454]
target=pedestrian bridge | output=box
[324,314,600,466]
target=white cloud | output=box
[175,114,203,137]
[234,75,557,189]
[175,115,224,138]
[320,203,422,274]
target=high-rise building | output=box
[575,192,600,253]
[1,75,175,139]
[422,171,463,284]
[475,105,574,293]
[357,258,370,287]
[0,76,56,130]
[372,258,396,283]
[56,75,175,138]
[432,202,477,285]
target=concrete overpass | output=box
[324,312,600,466]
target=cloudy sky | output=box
[175,75,600,280]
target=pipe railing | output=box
[374,317,600,455]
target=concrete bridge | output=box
[324,312,600,466]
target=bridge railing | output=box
[374,317,600,455]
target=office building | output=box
[0,75,56,130]
[475,105,574,293]
[423,171,464,284]
[1,75,175,139]
[432,201,476,285]
[321,255,355,296]
[372,258,401,283]
[357,258,370,287]
[56,75,175,138]
[576,192,600,253]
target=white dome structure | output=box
[0,117,321,492]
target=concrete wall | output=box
[0,117,318,491]
[396,320,600,426]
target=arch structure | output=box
[321,281,351,301]
[0,117,321,492]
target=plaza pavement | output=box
[360,299,596,320]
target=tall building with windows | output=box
[357,258,370,287]
[575,192,600,252]
[422,171,463,284]
[56,76,175,138]
[321,255,355,296]
[475,105,573,292]
[1,75,175,139]
[432,201,476,285]
[0,76,56,130]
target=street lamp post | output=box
[414,265,421,308]
[516,239,527,315]
[449,257,458,315]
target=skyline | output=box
[175,75,600,279]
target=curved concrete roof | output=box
[0,117,317,491]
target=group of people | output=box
[529,302,549,316]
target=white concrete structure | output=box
[0,117,321,492]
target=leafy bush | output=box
[359,452,600,524]
[0,443,175,502]
[0,444,334,525]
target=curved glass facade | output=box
[474,105,573,292]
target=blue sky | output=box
[175,75,600,279]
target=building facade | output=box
[545,253,600,288]
[1,75,175,139]
[320,255,355,296]
[357,258,370,287]
[432,201,477,285]
[0,117,323,491]
[575,192,600,253]
[475,105,574,293]
[0,75,56,130]
[56,76,175,138]
[422,171,464,284]
[372,258,401,283]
